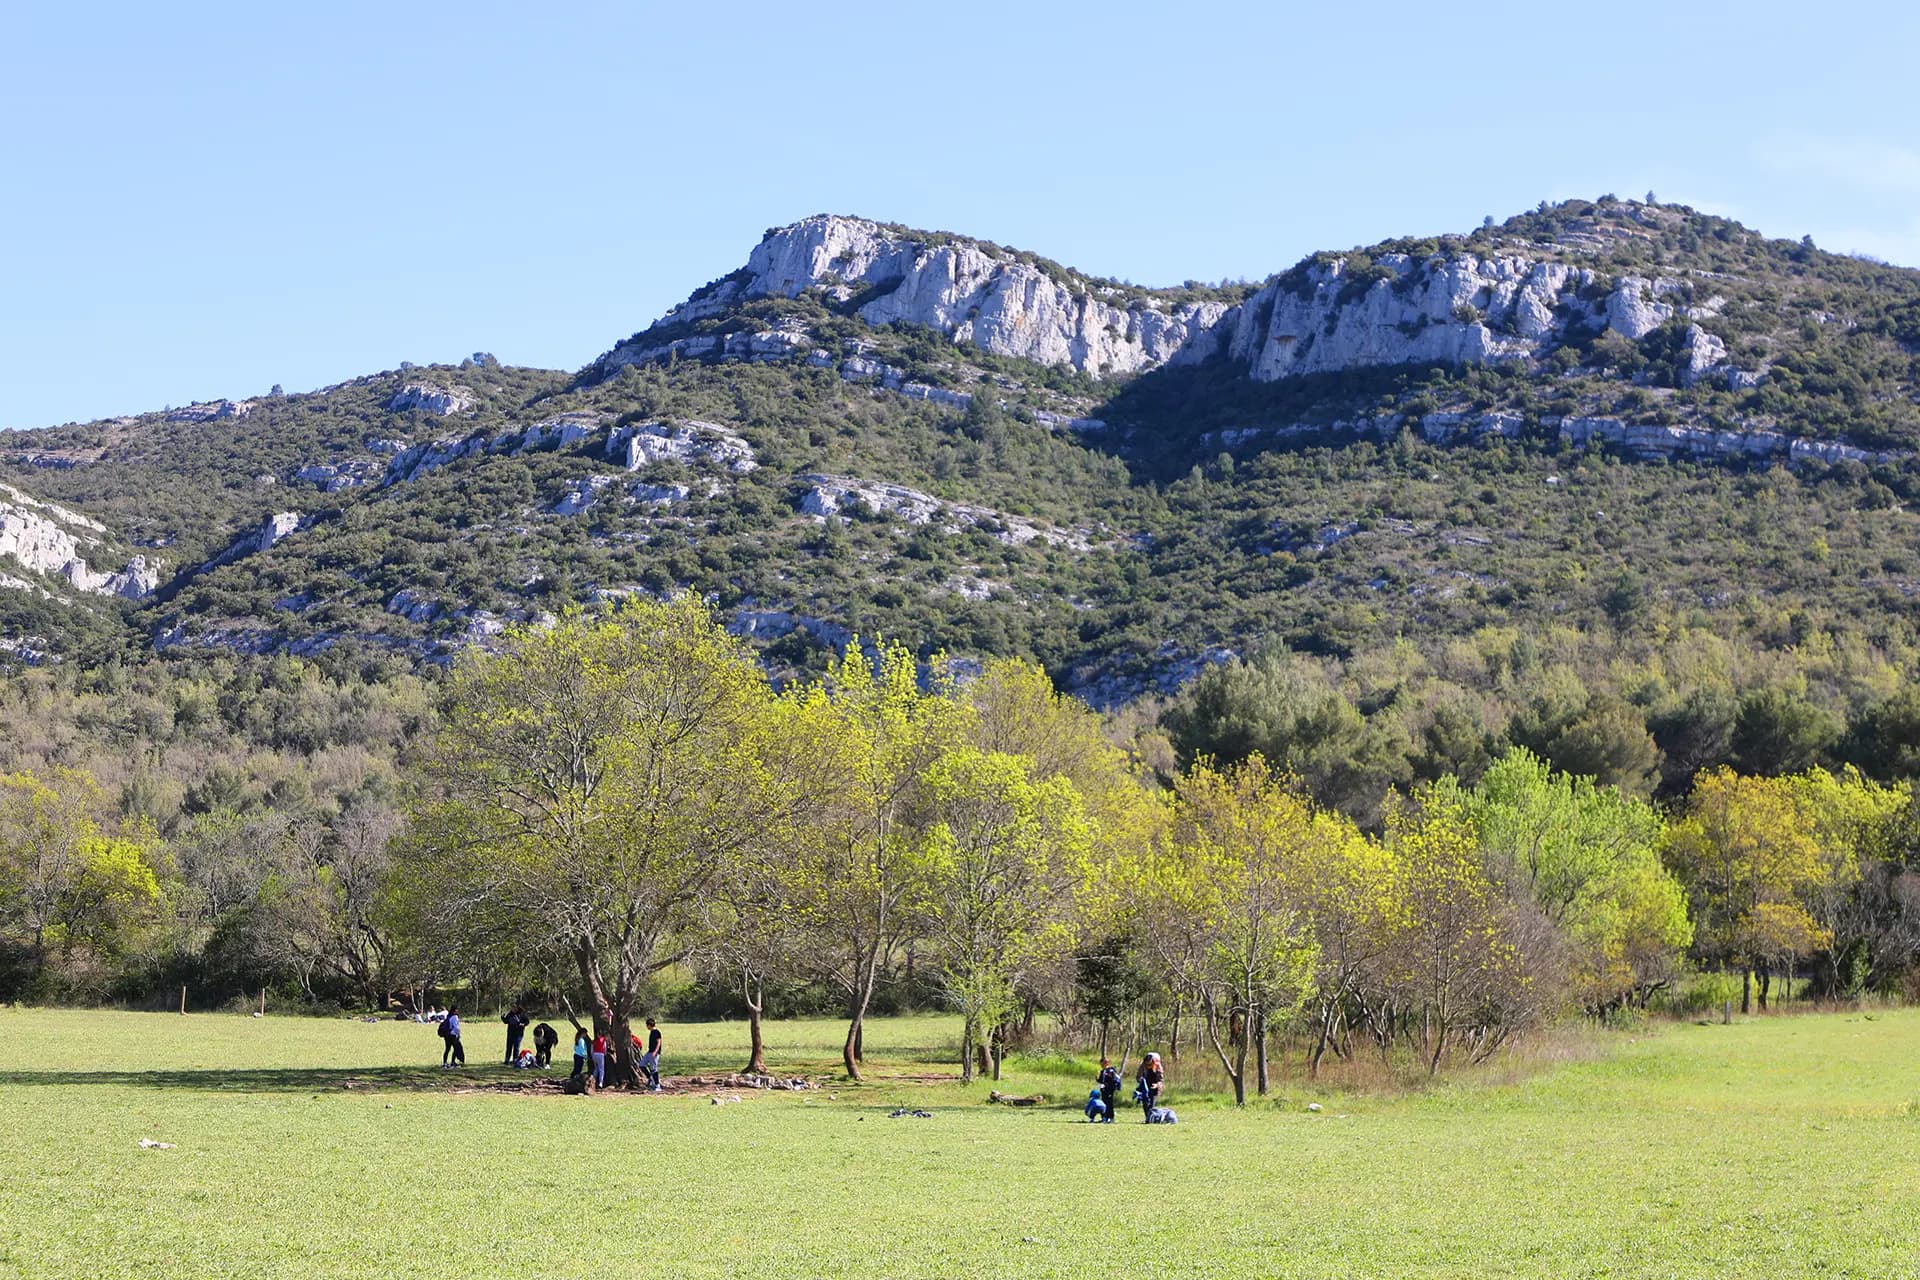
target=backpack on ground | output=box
[1148,1106,1178,1125]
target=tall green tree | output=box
[920,748,1091,1082]
[403,596,777,1085]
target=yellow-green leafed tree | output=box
[403,596,779,1087]
[920,748,1092,1082]
[0,768,161,994]
[779,640,970,1080]
[964,657,1161,1039]
[1786,766,1908,996]
[1456,749,1690,1012]
[1386,787,1527,1075]
[1299,812,1404,1078]
[1152,756,1322,1105]
[1664,768,1829,1013]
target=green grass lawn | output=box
[1,1006,1916,1278]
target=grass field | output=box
[1,1006,1917,1278]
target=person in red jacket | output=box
[590,1031,610,1088]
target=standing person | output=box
[640,1017,663,1092]
[570,1026,590,1079]
[590,1030,610,1088]
[532,1021,558,1069]
[1096,1058,1123,1123]
[442,1008,466,1068]
[502,1006,529,1065]
[1136,1051,1163,1122]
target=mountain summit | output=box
[2,196,1918,705]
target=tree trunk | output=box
[1254,1010,1269,1096]
[842,963,875,1081]
[1233,1017,1249,1106]
[1757,964,1771,1011]
[960,1017,976,1085]
[1740,966,1752,1016]
[1098,1017,1110,1062]
[1168,997,1181,1062]
[743,973,767,1076]
[1427,1026,1447,1077]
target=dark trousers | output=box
[571,1054,586,1077]
[1101,1088,1119,1120]
[444,1036,464,1065]
[535,1044,552,1067]
[1141,1089,1157,1121]
[505,1031,523,1063]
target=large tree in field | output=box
[1150,756,1322,1105]
[701,686,848,1076]
[0,768,161,993]
[919,748,1091,1083]
[1458,749,1691,1011]
[1664,767,1828,1013]
[404,596,777,1086]
[1386,787,1526,1075]
[781,641,967,1081]
[964,657,1154,1041]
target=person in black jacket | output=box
[1096,1058,1122,1123]
[1136,1052,1164,1122]
[502,1006,529,1065]
[531,1021,559,1069]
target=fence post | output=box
[179,984,187,1015]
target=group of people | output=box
[1085,1052,1173,1124]
[567,1018,665,1090]
[434,1006,1170,1119]
[431,1004,665,1091]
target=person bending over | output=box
[1136,1051,1163,1122]
[532,1021,558,1069]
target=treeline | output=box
[3,602,1917,1100]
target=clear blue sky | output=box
[4,0,1916,430]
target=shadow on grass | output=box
[0,1065,522,1093]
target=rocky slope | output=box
[595,214,1246,379]
[5,197,1920,699]
[0,482,157,598]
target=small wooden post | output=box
[259,988,267,1017]
[179,985,187,1015]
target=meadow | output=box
[0,1007,1916,1278]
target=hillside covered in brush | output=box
[4,195,1920,815]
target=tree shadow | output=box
[0,1065,498,1093]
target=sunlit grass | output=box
[1,1006,1916,1278]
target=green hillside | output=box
[3,197,1920,812]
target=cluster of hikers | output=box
[422,1003,1171,1121]
[428,1004,664,1091]
[1085,1052,1175,1124]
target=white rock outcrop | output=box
[0,483,158,599]
[606,215,1233,379]
[165,399,252,423]
[606,421,757,473]
[553,474,615,516]
[797,474,1088,548]
[205,512,302,570]
[388,383,474,415]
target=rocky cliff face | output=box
[603,214,1766,395]
[1219,255,1747,386]
[608,215,1233,379]
[0,482,158,598]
